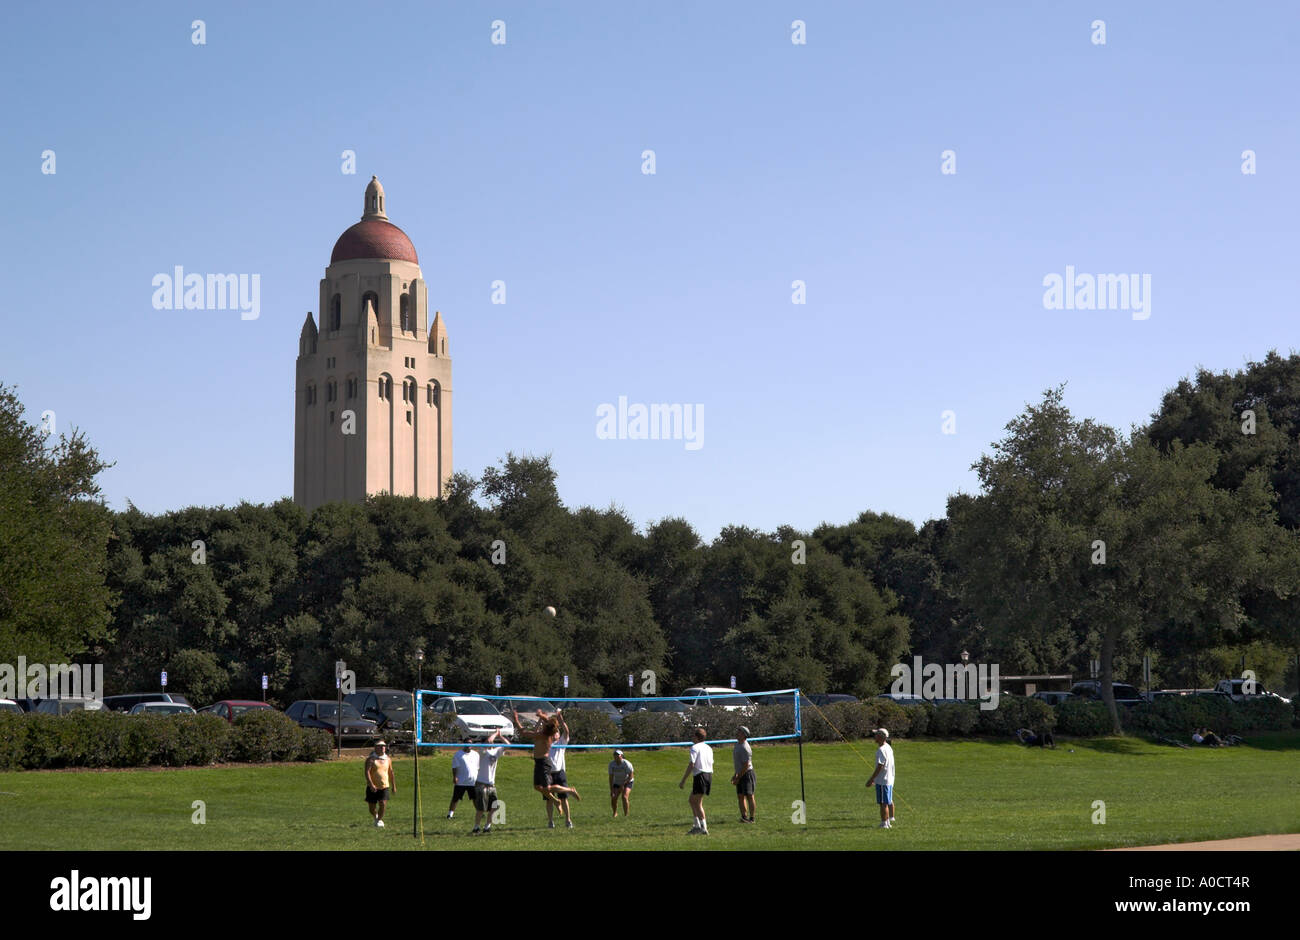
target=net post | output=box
[795,689,806,806]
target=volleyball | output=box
[544,605,557,617]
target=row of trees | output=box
[5,352,1300,731]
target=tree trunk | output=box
[1101,622,1123,734]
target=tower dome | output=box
[330,176,419,264]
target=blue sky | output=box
[2,1,1297,540]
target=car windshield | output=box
[378,694,412,711]
[645,700,686,712]
[456,700,502,717]
[231,704,270,717]
[690,692,752,706]
[317,703,363,720]
[149,705,192,714]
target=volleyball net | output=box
[413,688,804,749]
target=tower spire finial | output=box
[363,175,387,221]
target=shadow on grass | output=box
[1242,729,1300,751]
[1068,737,1150,755]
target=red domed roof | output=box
[330,219,419,264]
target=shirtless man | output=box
[364,739,396,828]
[513,707,581,807]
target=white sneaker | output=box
[879,821,890,828]
[565,820,574,829]
[377,819,385,828]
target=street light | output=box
[413,647,426,842]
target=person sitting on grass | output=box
[1191,727,1224,747]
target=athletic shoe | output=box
[482,826,491,834]
[373,818,380,828]
[376,820,385,828]
[548,821,556,829]
[687,827,700,835]
[879,821,889,828]
[470,827,481,835]
[446,812,454,819]
[565,820,574,829]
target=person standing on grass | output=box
[448,738,479,819]
[679,727,714,835]
[471,729,507,835]
[545,709,575,829]
[364,739,396,828]
[731,726,756,823]
[865,727,895,829]
[608,749,635,817]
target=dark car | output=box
[564,699,625,727]
[284,700,380,743]
[624,698,691,715]
[802,693,860,707]
[1069,680,1145,706]
[199,700,276,723]
[345,688,414,731]
[102,693,192,713]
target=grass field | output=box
[2,734,1297,851]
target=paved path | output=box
[1109,833,1300,851]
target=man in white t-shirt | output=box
[448,738,480,820]
[472,729,507,835]
[678,727,714,835]
[864,727,895,829]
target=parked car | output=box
[345,688,415,731]
[1032,691,1075,706]
[876,693,930,707]
[198,700,276,723]
[102,693,191,713]
[0,699,23,714]
[497,698,559,728]
[1215,678,1292,704]
[284,700,380,744]
[427,696,515,741]
[1069,680,1144,706]
[680,687,755,712]
[623,698,692,717]
[129,702,197,715]
[751,692,799,706]
[802,693,860,707]
[34,697,105,715]
[563,699,624,727]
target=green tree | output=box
[0,384,115,663]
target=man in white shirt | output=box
[472,729,506,835]
[448,738,480,820]
[864,727,895,829]
[678,727,714,835]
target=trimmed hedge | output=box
[0,709,332,771]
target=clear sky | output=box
[2,1,1296,540]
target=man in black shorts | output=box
[364,740,395,828]
[447,738,479,819]
[678,727,714,835]
[731,726,756,823]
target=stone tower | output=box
[294,177,453,511]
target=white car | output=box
[428,696,515,741]
[128,702,197,715]
[679,687,755,713]
[0,699,22,714]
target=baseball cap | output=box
[737,726,751,737]
[614,749,624,757]
[872,728,890,739]
[375,739,387,746]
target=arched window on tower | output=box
[400,294,411,333]
[330,295,341,332]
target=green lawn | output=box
[2,735,1297,850]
